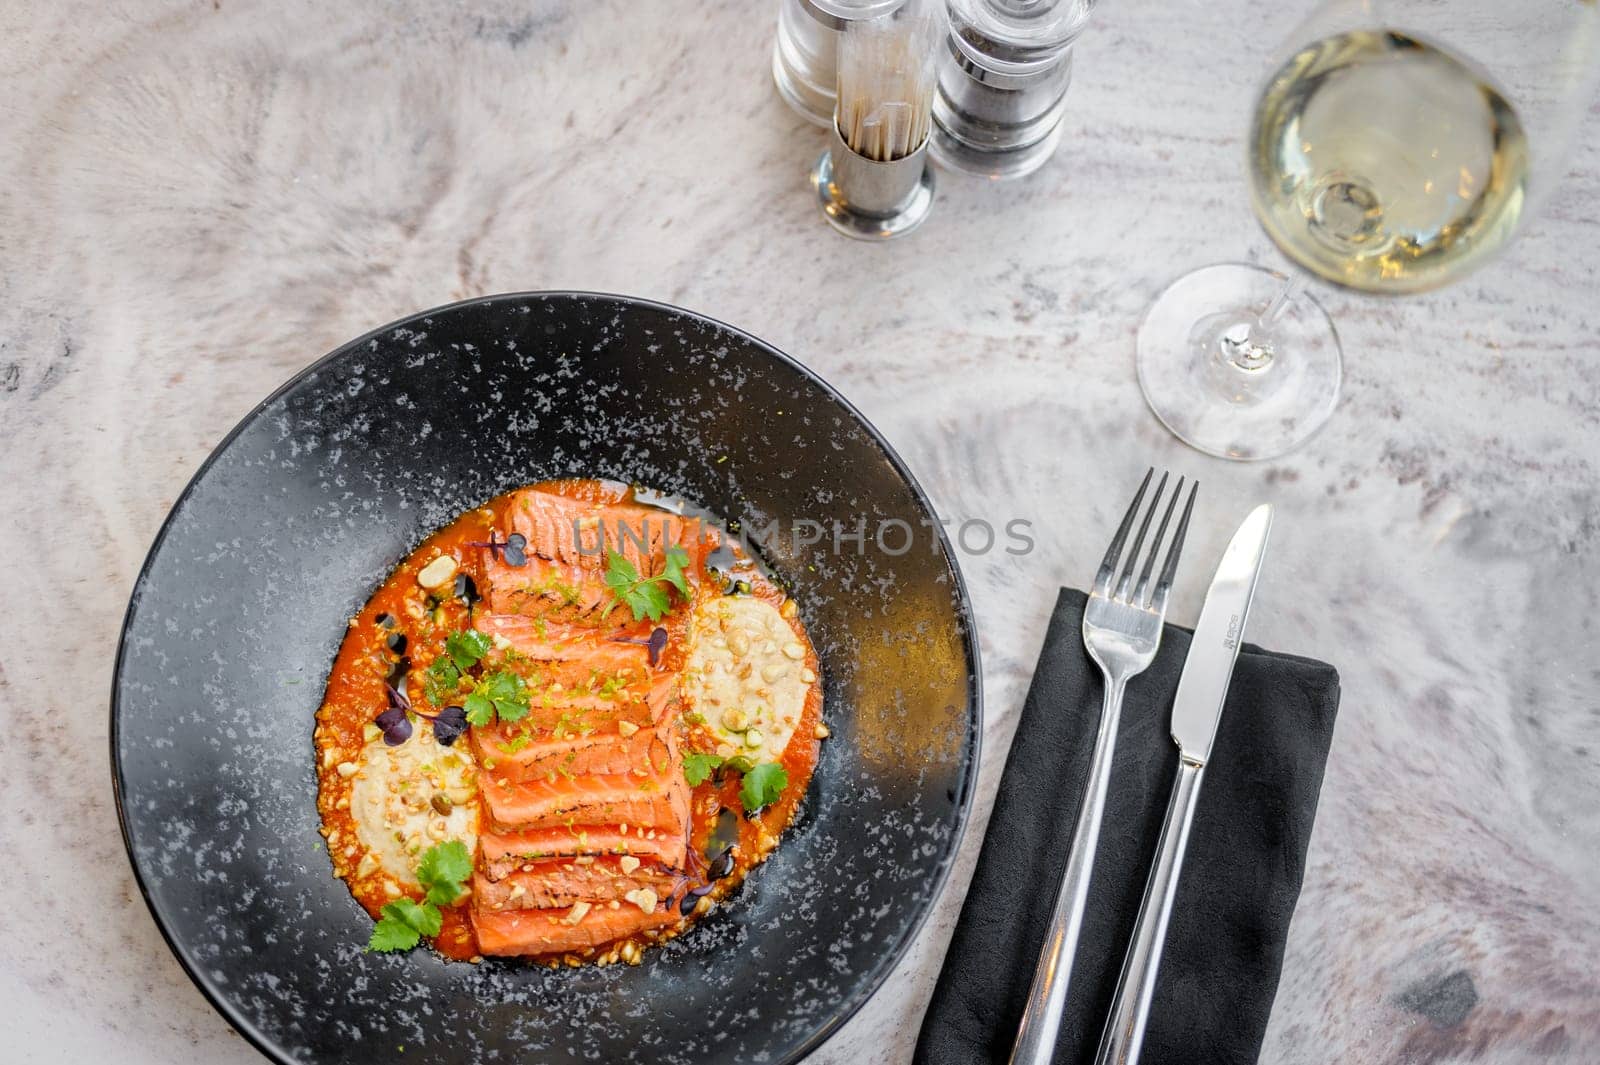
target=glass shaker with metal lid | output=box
[774,0,909,126]
[931,0,1094,178]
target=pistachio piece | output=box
[720,707,750,732]
[744,729,765,749]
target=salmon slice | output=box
[472,899,681,955]
[479,489,718,619]
[473,722,672,781]
[473,860,681,910]
[482,770,690,833]
[503,489,717,573]
[480,825,688,874]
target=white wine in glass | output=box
[1137,0,1598,462]
[1250,30,1530,295]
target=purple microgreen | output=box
[611,626,670,669]
[679,881,716,915]
[385,631,407,655]
[375,612,397,630]
[504,532,528,567]
[431,705,468,747]
[466,532,528,568]
[375,704,413,746]
[384,681,412,714]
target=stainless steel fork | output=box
[1009,469,1197,1065]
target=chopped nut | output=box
[430,794,454,816]
[622,888,658,915]
[563,901,592,926]
[744,729,765,749]
[355,853,379,879]
[782,642,806,660]
[335,761,360,778]
[620,941,642,965]
[726,631,750,656]
[814,722,831,739]
[618,855,641,875]
[617,720,640,738]
[416,554,458,590]
[779,599,798,619]
[720,708,750,732]
[760,662,788,684]
[800,668,817,684]
[383,881,402,898]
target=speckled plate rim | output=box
[110,291,984,1065]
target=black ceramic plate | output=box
[112,292,981,1065]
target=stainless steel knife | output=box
[1093,503,1274,1065]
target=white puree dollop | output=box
[681,596,813,759]
[349,722,479,886]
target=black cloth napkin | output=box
[915,588,1341,1065]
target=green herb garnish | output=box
[740,761,789,813]
[602,547,690,622]
[464,669,530,726]
[682,752,723,786]
[424,629,493,706]
[367,841,471,953]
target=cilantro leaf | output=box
[602,548,691,622]
[463,690,495,726]
[394,896,443,937]
[446,629,492,669]
[660,546,690,598]
[424,655,461,706]
[481,669,530,723]
[682,752,723,786]
[740,761,789,813]
[416,840,472,907]
[367,897,440,952]
[368,908,422,952]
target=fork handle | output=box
[1009,675,1128,1065]
[1093,758,1205,1065]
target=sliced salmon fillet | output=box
[482,770,689,833]
[480,824,688,874]
[473,859,680,911]
[473,722,672,781]
[472,900,681,955]
[479,489,718,620]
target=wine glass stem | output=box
[1219,272,1304,373]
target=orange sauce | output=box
[313,480,823,963]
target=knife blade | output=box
[1169,502,1273,765]
[1092,502,1274,1065]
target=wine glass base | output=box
[1137,263,1342,462]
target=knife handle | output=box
[1094,758,1206,1065]
[1009,676,1129,1065]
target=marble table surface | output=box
[3,1,1597,1062]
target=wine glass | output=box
[1138,0,1600,461]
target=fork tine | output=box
[1093,468,1153,595]
[1115,472,1168,600]
[1133,476,1183,606]
[1150,481,1197,617]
